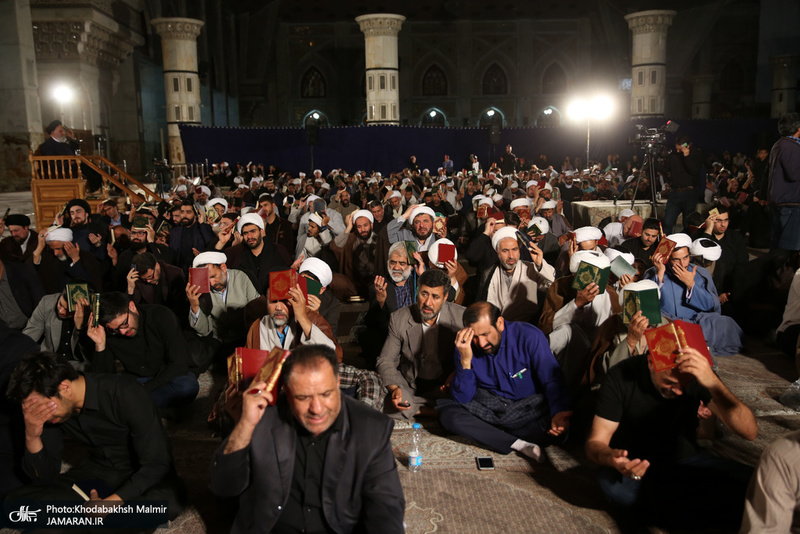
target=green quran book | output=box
[306,278,323,298]
[528,223,544,237]
[405,241,418,266]
[571,260,610,294]
[610,256,636,279]
[622,281,662,326]
[66,282,90,312]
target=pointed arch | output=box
[482,64,508,95]
[541,63,568,94]
[301,67,326,98]
[422,65,448,96]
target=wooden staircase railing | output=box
[84,155,162,203]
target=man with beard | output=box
[22,285,92,367]
[223,213,288,294]
[384,190,404,221]
[6,352,187,521]
[257,194,295,254]
[557,171,584,224]
[536,200,571,242]
[376,269,464,420]
[194,185,211,211]
[621,218,661,268]
[328,189,358,220]
[31,227,102,293]
[478,226,556,324]
[330,209,380,299]
[585,348,756,530]
[125,252,187,322]
[38,120,102,191]
[438,302,572,461]
[169,199,215,272]
[86,292,198,410]
[114,220,173,287]
[0,214,37,263]
[186,251,260,363]
[386,205,440,256]
[64,199,107,263]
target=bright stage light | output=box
[486,109,495,117]
[429,110,437,118]
[543,108,553,115]
[568,95,614,121]
[52,84,74,104]
[311,112,320,120]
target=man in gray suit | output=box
[22,288,91,369]
[377,269,465,419]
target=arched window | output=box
[542,63,567,94]
[421,108,447,127]
[301,67,325,98]
[422,65,447,96]
[482,64,508,95]
[719,60,744,93]
[535,107,562,127]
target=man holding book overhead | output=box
[585,330,757,530]
[210,345,404,534]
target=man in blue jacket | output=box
[438,301,572,461]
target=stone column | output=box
[691,75,714,119]
[770,54,800,118]
[625,10,676,118]
[356,14,405,125]
[151,18,204,164]
[0,0,42,192]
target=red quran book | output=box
[644,320,713,373]
[598,235,608,247]
[227,347,292,401]
[628,218,643,238]
[476,205,489,219]
[433,216,447,236]
[736,192,749,204]
[654,236,676,260]
[189,267,210,293]
[268,269,308,302]
[437,243,456,265]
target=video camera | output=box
[628,120,680,153]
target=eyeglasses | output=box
[106,310,130,334]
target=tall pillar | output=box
[151,18,204,164]
[356,14,405,125]
[691,75,714,119]
[0,0,42,192]
[625,10,676,118]
[770,54,800,118]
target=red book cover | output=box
[228,347,292,403]
[489,210,505,220]
[598,235,608,247]
[736,192,749,204]
[476,205,489,219]
[437,243,455,265]
[189,267,210,293]
[629,218,643,238]
[268,270,308,302]
[644,320,712,372]
[433,216,447,235]
[654,236,676,260]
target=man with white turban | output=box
[32,226,102,294]
[477,225,556,324]
[537,199,571,241]
[291,196,345,260]
[644,233,743,356]
[330,209,379,299]
[386,204,440,253]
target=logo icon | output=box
[9,506,41,522]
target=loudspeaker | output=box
[306,124,319,146]
[488,123,501,145]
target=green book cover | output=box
[610,256,636,278]
[306,278,323,298]
[66,282,90,312]
[529,223,544,237]
[405,241,418,265]
[571,261,610,294]
[622,288,661,326]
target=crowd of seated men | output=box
[1,113,800,532]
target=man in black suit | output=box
[210,344,404,534]
[38,120,102,191]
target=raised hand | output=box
[575,282,599,308]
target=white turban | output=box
[409,206,435,222]
[691,238,722,261]
[526,180,538,190]
[176,184,188,192]
[542,182,553,192]
[604,248,635,265]
[233,177,244,185]
[237,213,265,233]
[510,182,519,189]
[237,184,249,190]
[478,197,494,207]
[471,195,486,205]
[540,200,557,210]
[306,194,321,204]
[510,198,531,210]
[619,209,635,219]
[208,198,228,212]
[574,226,603,243]
[321,183,330,190]
[492,194,503,203]
[565,170,575,177]
[667,233,692,250]
[314,169,322,175]
[569,249,609,274]
[528,217,550,234]
[292,179,302,185]
[308,213,324,227]
[352,209,374,224]
[45,227,73,243]
[299,257,333,287]
[428,238,458,266]
[492,226,519,250]
[389,190,402,199]
[197,185,211,197]
[298,172,306,178]
[193,251,227,268]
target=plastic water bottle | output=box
[409,423,422,472]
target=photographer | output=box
[663,134,704,233]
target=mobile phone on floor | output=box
[476,457,495,470]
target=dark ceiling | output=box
[224,0,722,22]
